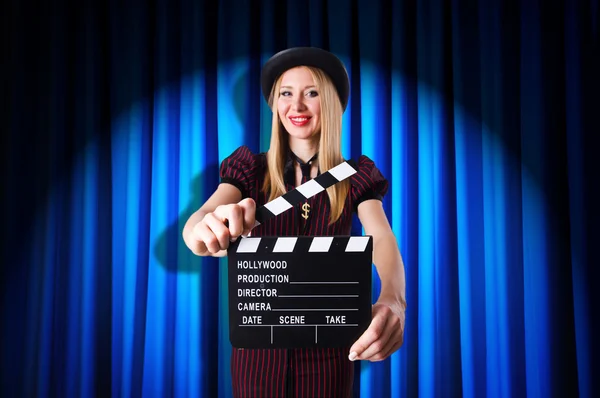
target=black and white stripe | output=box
[253,160,358,226]
[233,236,372,254]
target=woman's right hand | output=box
[186,198,256,256]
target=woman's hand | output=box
[186,198,256,257]
[348,297,406,362]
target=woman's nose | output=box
[291,97,306,111]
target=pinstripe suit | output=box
[220,146,388,398]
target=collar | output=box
[283,150,320,186]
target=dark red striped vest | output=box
[220,146,388,398]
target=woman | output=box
[182,47,406,398]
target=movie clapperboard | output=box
[227,160,373,349]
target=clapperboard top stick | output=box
[251,159,358,229]
[227,158,374,349]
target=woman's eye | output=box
[280,91,291,97]
[306,90,319,97]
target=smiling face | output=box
[276,66,321,143]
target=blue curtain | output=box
[2,0,597,397]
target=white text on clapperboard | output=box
[236,260,348,326]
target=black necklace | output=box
[290,152,318,174]
[290,151,318,223]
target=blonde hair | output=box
[262,66,350,224]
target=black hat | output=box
[261,47,350,111]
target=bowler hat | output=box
[261,47,350,111]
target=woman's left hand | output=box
[348,298,406,362]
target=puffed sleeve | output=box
[219,145,257,198]
[350,155,389,211]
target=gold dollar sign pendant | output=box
[301,202,311,220]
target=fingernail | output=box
[348,352,357,361]
[231,236,237,242]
